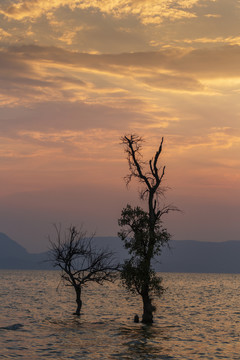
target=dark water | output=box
[0,271,240,359]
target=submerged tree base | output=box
[142,315,153,324]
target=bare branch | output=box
[49,224,120,315]
[121,135,151,190]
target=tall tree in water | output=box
[49,225,119,316]
[119,135,177,324]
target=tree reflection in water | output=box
[117,324,173,359]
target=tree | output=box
[49,225,119,316]
[119,135,178,324]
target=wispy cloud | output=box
[5,44,240,90]
[183,36,240,46]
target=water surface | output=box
[0,271,240,359]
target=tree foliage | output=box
[119,204,170,258]
[119,205,169,297]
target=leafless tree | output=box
[49,225,120,316]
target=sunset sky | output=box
[0,0,240,252]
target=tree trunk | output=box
[142,292,153,324]
[74,286,82,316]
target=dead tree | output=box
[119,135,178,324]
[49,225,119,316]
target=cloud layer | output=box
[0,0,199,22]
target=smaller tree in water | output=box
[119,135,178,324]
[49,225,119,316]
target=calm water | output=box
[0,271,240,359]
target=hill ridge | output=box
[1,233,240,273]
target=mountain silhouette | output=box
[0,232,51,270]
[157,240,240,274]
[0,233,240,273]
[0,232,28,258]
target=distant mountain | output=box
[0,233,240,273]
[0,232,52,270]
[0,232,28,258]
[94,237,240,274]
[158,240,240,274]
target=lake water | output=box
[0,271,240,359]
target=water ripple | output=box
[1,271,240,359]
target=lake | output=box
[0,271,240,359]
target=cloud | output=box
[0,0,71,20]
[0,47,91,105]
[183,36,240,46]
[1,0,239,56]
[0,99,145,134]
[139,72,204,91]
[0,0,199,24]
[204,14,221,18]
[169,127,240,152]
[208,127,240,149]
[0,28,11,39]
[1,44,240,152]
[9,43,240,79]
[1,43,240,114]
[172,45,240,78]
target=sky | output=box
[0,0,240,252]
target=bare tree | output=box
[119,134,178,323]
[49,225,119,316]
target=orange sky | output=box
[0,0,240,252]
